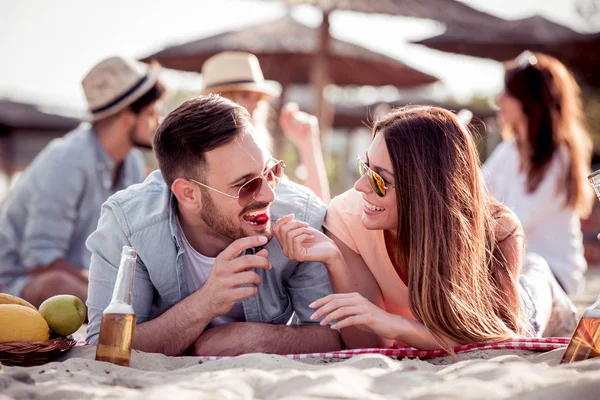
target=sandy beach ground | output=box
[2,346,600,399]
[2,270,600,399]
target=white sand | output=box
[2,270,600,399]
[2,346,600,399]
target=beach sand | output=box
[2,270,600,399]
[2,346,600,399]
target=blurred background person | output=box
[200,51,330,203]
[483,51,594,296]
[0,56,165,307]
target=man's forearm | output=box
[191,322,344,356]
[133,296,212,356]
[29,259,88,283]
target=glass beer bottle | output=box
[95,246,137,367]
[560,296,600,363]
[560,169,600,364]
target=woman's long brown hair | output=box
[373,106,524,347]
[504,52,593,217]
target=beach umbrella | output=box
[141,16,437,88]
[269,0,503,26]
[0,99,82,178]
[413,16,600,87]
[141,16,438,135]
[265,0,506,124]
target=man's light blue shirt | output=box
[85,171,332,345]
[0,124,145,295]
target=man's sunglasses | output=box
[188,160,285,207]
[357,155,395,197]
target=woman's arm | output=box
[491,207,525,318]
[311,292,461,350]
[274,218,461,349]
[279,103,331,203]
[323,231,391,349]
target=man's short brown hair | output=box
[153,94,252,187]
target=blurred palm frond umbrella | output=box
[0,99,83,178]
[413,16,600,87]
[267,0,505,26]
[262,0,504,128]
[141,16,437,137]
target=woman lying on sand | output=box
[274,106,576,352]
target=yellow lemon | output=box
[0,293,36,310]
[0,304,50,343]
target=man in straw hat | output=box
[86,94,343,356]
[0,56,165,307]
[201,51,330,203]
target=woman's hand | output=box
[273,214,341,264]
[309,293,400,340]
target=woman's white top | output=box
[482,139,587,295]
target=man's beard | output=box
[199,190,271,242]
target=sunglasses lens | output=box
[358,158,385,197]
[370,172,386,197]
[266,161,284,187]
[238,177,263,207]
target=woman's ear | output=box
[172,178,202,212]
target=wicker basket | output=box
[0,336,76,367]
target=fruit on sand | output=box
[0,293,37,310]
[39,295,86,337]
[0,304,50,342]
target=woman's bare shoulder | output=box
[492,204,524,243]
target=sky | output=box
[0,0,590,110]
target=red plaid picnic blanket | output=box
[198,337,570,360]
[77,337,568,360]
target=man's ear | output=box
[172,178,202,212]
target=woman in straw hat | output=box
[201,51,330,203]
[0,56,165,307]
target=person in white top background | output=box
[484,50,594,296]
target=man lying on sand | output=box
[85,95,343,356]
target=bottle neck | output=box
[589,295,600,311]
[110,254,136,308]
[582,295,600,318]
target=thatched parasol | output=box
[269,0,504,26]
[141,16,437,89]
[141,15,438,138]
[414,15,600,87]
[0,99,82,177]
[266,0,508,125]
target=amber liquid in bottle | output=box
[95,246,137,367]
[564,171,600,363]
[560,297,600,364]
[95,312,136,366]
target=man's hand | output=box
[194,235,272,320]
